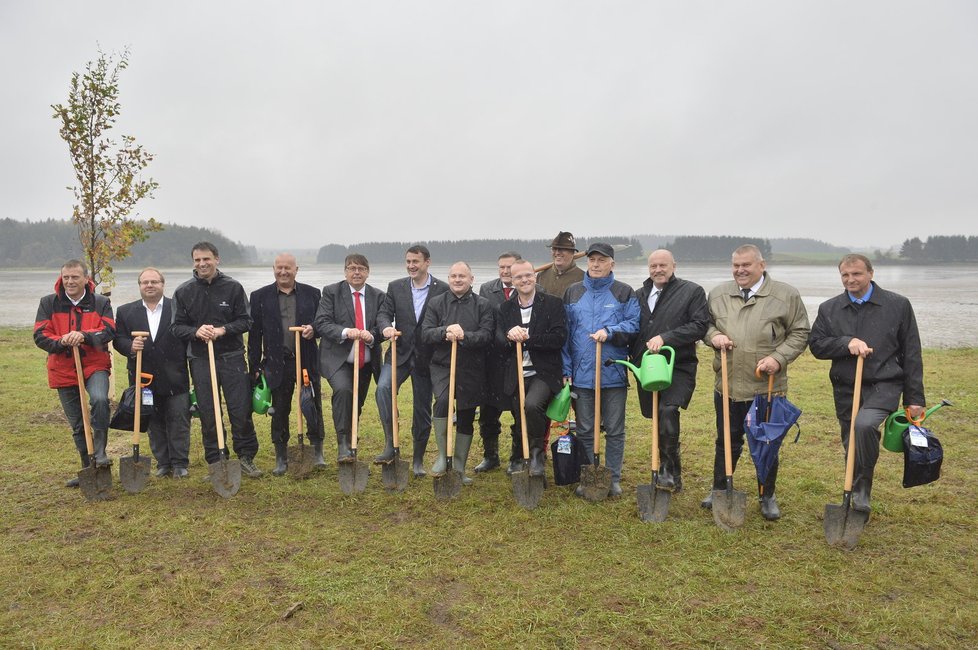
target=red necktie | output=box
[504,286,512,300]
[354,291,366,368]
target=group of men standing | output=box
[35,234,925,522]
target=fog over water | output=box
[6,264,975,348]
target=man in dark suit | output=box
[477,251,521,474]
[114,268,192,478]
[375,245,449,476]
[314,254,385,463]
[248,253,325,476]
[496,259,567,476]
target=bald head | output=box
[273,253,298,291]
[647,249,676,289]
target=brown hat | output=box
[549,231,578,251]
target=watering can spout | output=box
[924,399,952,420]
[611,358,641,377]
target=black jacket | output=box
[809,282,925,420]
[630,275,710,409]
[495,291,567,397]
[171,270,252,358]
[114,297,190,396]
[248,282,322,389]
[422,289,494,410]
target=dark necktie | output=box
[741,288,751,302]
[354,291,366,368]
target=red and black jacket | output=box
[33,277,115,388]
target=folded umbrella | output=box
[299,369,321,434]
[745,372,801,486]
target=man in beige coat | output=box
[702,244,810,520]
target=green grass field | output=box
[1,326,976,648]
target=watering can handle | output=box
[905,408,924,427]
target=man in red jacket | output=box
[34,260,115,487]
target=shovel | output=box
[825,355,869,550]
[580,339,612,502]
[712,347,746,531]
[382,332,410,491]
[637,389,670,522]
[433,338,462,500]
[511,341,545,509]
[338,340,369,495]
[72,346,113,501]
[287,327,314,479]
[119,331,152,493]
[206,339,241,498]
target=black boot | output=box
[658,406,682,493]
[412,430,429,477]
[852,472,873,514]
[474,432,500,473]
[311,440,327,469]
[92,428,112,467]
[759,462,780,521]
[374,428,395,465]
[506,435,523,476]
[272,442,288,476]
[702,442,741,509]
[529,445,545,478]
[66,451,87,488]
[337,432,354,463]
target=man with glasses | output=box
[115,268,192,478]
[537,231,584,298]
[314,254,385,463]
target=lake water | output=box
[4,263,975,348]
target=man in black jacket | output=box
[421,261,494,484]
[249,253,324,476]
[496,259,567,476]
[809,254,925,513]
[630,250,710,493]
[115,268,192,478]
[172,242,262,478]
[376,245,449,476]
[314,254,385,463]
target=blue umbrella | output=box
[745,378,801,485]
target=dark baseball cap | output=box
[585,242,614,259]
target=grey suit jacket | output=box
[376,274,448,373]
[314,281,385,381]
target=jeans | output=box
[146,392,191,470]
[190,354,260,464]
[376,361,433,446]
[573,385,627,481]
[57,370,110,456]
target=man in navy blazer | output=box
[114,268,192,478]
[376,245,449,476]
[314,254,385,462]
[248,253,325,475]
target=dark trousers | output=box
[270,358,325,445]
[327,363,372,443]
[376,361,433,446]
[146,392,191,470]
[433,391,476,437]
[190,354,260,464]
[712,391,777,492]
[510,376,554,450]
[839,406,888,479]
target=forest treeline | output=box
[898,235,978,262]
[0,219,256,268]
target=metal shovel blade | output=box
[381,453,410,492]
[433,471,462,501]
[824,500,869,550]
[288,439,314,480]
[579,463,612,503]
[208,457,241,498]
[511,465,544,510]
[712,487,747,532]
[119,451,150,494]
[637,483,671,523]
[79,464,113,502]
[338,460,369,495]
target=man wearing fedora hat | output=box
[537,231,584,299]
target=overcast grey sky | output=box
[2,1,976,250]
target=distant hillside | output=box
[0,219,256,268]
[770,238,849,254]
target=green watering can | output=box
[882,399,951,452]
[610,346,675,392]
[252,374,274,415]
[546,383,573,422]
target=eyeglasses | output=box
[345,265,368,273]
[139,280,163,285]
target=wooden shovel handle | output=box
[206,340,227,453]
[534,251,586,273]
[72,346,96,456]
[516,341,530,459]
[447,338,457,457]
[755,367,775,423]
[651,389,660,472]
[844,356,865,492]
[290,327,303,436]
[593,339,602,457]
[721,348,733,476]
[352,338,360,451]
[130,331,150,445]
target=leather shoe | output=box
[760,495,781,521]
[172,467,189,479]
[155,467,172,478]
[701,490,713,510]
